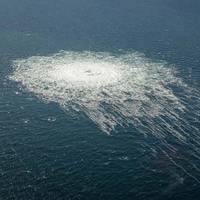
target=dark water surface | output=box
[0,0,200,199]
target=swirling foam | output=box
[9,50,200,181]
[9,51,198,133]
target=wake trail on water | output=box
[9,50,200,182]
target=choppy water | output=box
[1,0,200,199]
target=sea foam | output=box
[9,51,199,134]
[9,50,200,181]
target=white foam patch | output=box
[49,61,122,88]
[9,50,200,181]
[9,51,199,134]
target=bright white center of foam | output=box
[49,61,122,88]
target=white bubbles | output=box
[9,50,200,181]
[9,50,197,135]
[49,61,122,88]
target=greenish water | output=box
[0,0,200,199]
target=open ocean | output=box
[0,0,200,199]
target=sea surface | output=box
[0,0,200,199]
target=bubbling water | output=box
[9,51,198,133]
[49,61,122,88]
[9,50,200,181]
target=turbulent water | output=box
[9,50,200,182]
[1,0,200,199]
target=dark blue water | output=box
[0,0,200,199]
